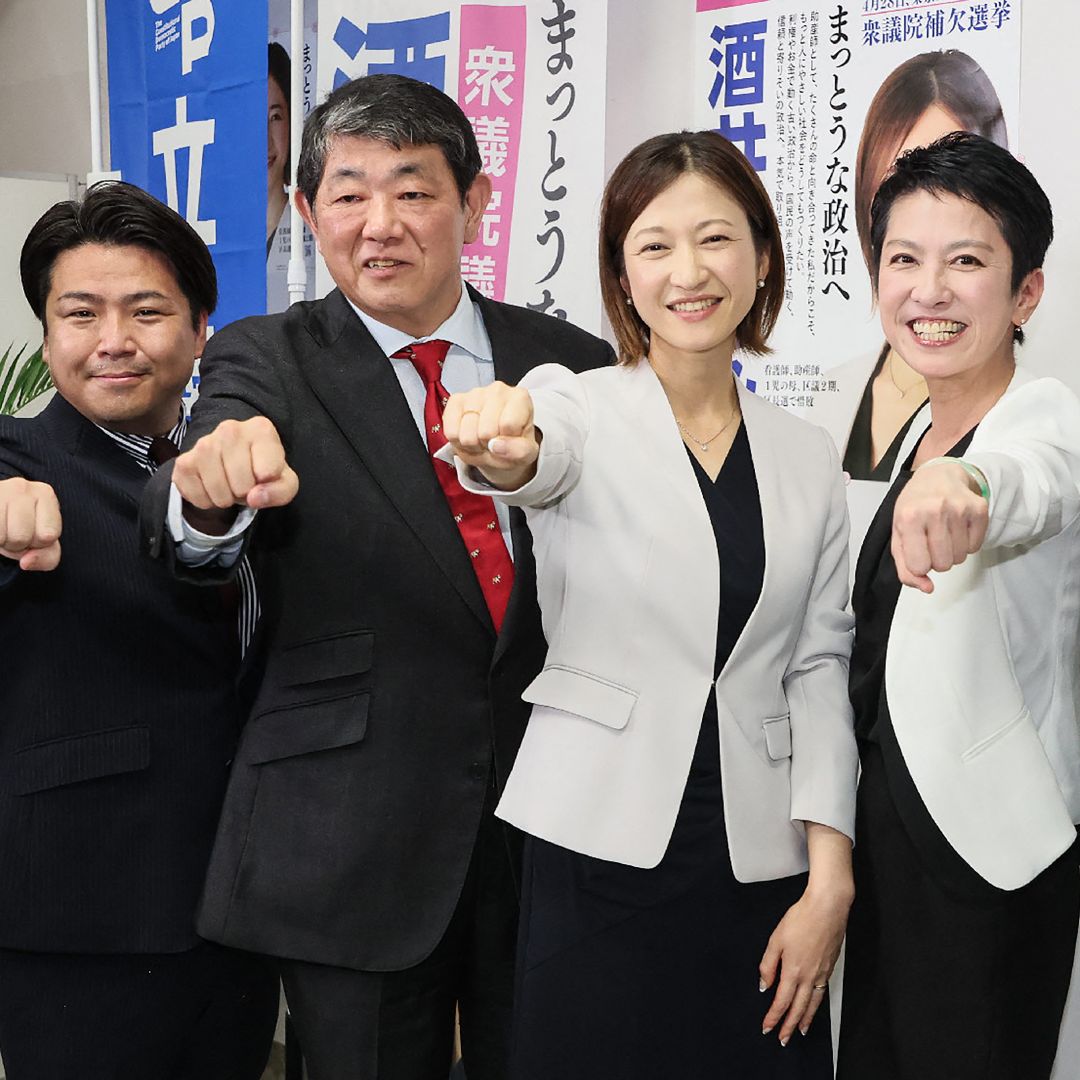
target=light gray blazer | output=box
[451,360,857,879]
[886,368,1080,890]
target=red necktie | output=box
[397,339,515,632]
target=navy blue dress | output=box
[509,424,833,1080]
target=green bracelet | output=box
[921,456,990,501]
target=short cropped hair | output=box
[599,131,784,364]
[869,132,1053,343]
[20,180,217,331]
[297,73,482,208]
[855,50,1007,274]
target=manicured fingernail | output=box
[780,1037,789,1048]
[759,979,767,992]
[800,1027,808,1037]
[762,1025,773,1035]
[487,438,506,455]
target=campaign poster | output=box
[694,0,1022,471]
[267,0,319,312]
[316,0,608,335]
[106,0,267,335]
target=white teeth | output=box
[670,299,717,312]
[912,319,964,341]
[368,260,397,268]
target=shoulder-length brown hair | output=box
[599,130,784,366]
[854,49,1007,274]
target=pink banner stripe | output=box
[458,5,527,304]
[696,0,767,11]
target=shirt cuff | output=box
[167,482,255,567]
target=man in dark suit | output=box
[0,182,279,1080]
[140,74,613,1080]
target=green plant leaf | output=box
[0,342,51,416]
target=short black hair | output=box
[20,180,217,331]
[297,73,482,208]
[268,41,292,184]
[870,131,1053,297]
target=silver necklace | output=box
[675,409,739,452]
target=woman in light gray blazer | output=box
[442,131,858,1079]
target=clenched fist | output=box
[172,416,299,533]
[892,459,989,593]
[443,381,540,490]
[0,477,62,571]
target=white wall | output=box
[0,176,75,357]
[0,1,92,178]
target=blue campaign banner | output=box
[105,0,267,330]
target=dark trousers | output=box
[280,801,518,1080]
[837,744,1080,1080]
[0,941,279,1080]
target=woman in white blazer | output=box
[441,131,858,1079]
[835,133,1080,1080]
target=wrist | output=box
[182,501,240,536]
[804,874,854,912]
[921,456,990,501]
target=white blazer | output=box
[885,369,1080,890]
[451,361,858,879]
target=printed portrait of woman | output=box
[267,41,291,256]
[829,50,1008,480]
[266,40,293,312]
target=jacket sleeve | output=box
[784,427,858,841]
[0,418,36,589]
[139,319,291,581]
[963,378,1080,551]
[449,363,590,509]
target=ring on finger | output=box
[812,983,828,992]
[461,409,481,416]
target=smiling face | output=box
[621,172,767,368]
[43,243,205,435]
[876,189,1042,386]
[268,74,289,192]
[297,135,491,337]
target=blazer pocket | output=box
[762,715,792,761]
[522,665,638,730]
[277,630,375,687]
[960,707,1028,763]
[244,693,370,764]
[14,725,150,796]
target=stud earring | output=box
[756,279,765,289]
[626,295,634,307]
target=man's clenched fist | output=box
[172,416,299,532]
[0,477,62,571]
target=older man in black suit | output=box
[141,74,613,1080]
[0,183,279,1080]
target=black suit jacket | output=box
[0,395,242,953]
[142,288,614,971]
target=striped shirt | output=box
[96,417,260,654]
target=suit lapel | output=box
[296,290,493,634]
[476,291,533,390]
[39,395,150,502]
